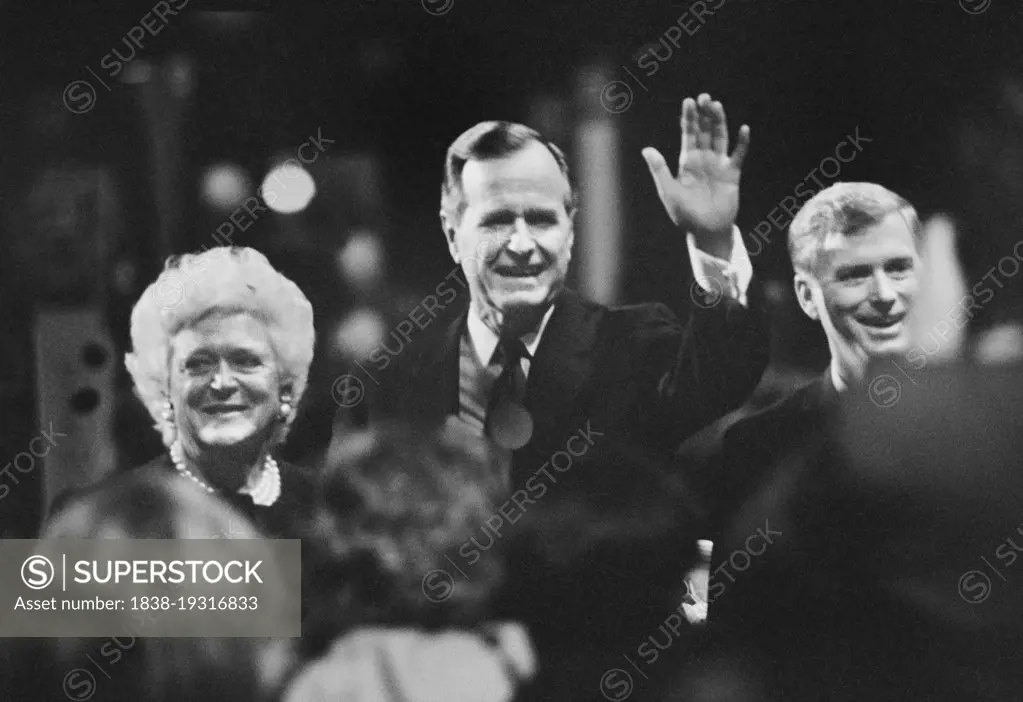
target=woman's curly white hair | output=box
[125,246,315,448]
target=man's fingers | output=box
[642,147,678,217]
[680,97,699,159]
[731,125,751,171]
[696,93,714,150]
[710,100,729,155]
[642,147,674,196]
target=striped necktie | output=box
[484,338,534,449]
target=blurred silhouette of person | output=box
[6,471,290,702]
[357,93,769,498]
[285,420,534,702]
[492,435,705,702]
[49,246,318,539]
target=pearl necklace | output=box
[169,440,282,507]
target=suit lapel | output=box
[524,290,600,433]
[425,291,600,446]
[415,310,465,416]
[728,371,834,454]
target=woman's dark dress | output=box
[47,454,319,540]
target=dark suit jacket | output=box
[698,371,837,623]
[703,371,837,529]
[703,370,838,626]
[361,284,768,702]
[689,359,1023,701]
[373,285,770,495]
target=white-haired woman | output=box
[51,246,318,537]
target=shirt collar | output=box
[466,303,557,366]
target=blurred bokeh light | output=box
[261,162,317,214]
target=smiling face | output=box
[169,311,283,460]
[442,141,575,330]
[795,212,920,381]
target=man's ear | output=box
[793,272,820,321]
[563,206,577,255]
[440,209,460,264]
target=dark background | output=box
[1,0,1021,535]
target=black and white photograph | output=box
[2,1,1023,700]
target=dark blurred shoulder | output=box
[46,455,170,524]
[837,359,1023,501]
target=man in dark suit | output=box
[364,94,769,500]
[668,80,1023,702]
[684,182,923,622]
[339,95,770,701]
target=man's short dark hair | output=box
[788,182,920,276]
[440,120,577,223]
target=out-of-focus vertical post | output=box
[132,54,194,260]
[572,63,624,306]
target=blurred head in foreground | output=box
[301,420,509,656]
[19,473,287,702]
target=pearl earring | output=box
[161,399,177,443]
[279,393,292,419]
